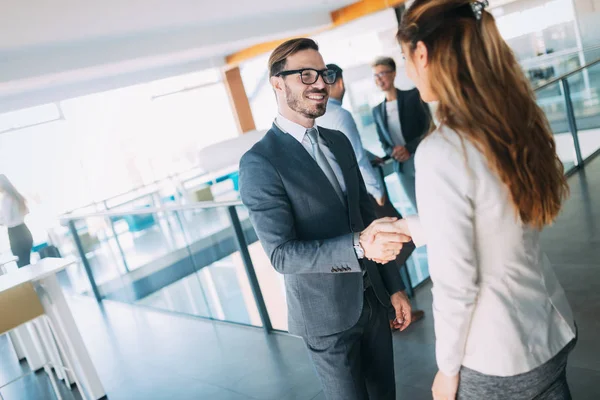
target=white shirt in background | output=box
[385,101,406,147]
[0,194,27,228]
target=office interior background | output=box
[1,0,599,399]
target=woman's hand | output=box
[432,370,459,400]
[361,218,412,245]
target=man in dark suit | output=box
[239,38,414,400]
[371,56,431,211]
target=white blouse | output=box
[405,125,576,377]
[0,194,27,228]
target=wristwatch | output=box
[353,232,365,259]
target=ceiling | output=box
[0,0,529,112]
[0,0,354,111]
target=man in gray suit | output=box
[239,38,414,400]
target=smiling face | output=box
[271,48,330,126]
[372,64,396,92]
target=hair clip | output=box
[470,0,489,21]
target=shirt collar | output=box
[275,114,317,144]
[328,98,342,107]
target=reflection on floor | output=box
[1,157,600,399]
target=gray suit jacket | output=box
[239,123,405,337]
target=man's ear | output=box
[270,76,282,92]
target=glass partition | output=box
[62,204,264,328]
[536,81,578,172]
[237,205,288,331]
[568,62,600,159]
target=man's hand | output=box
[359,218,411,264]
[392,146,410,162]
[432,370,459,400]
[370,156,385,166]
[390,291,412,331]
[362,218,412,245]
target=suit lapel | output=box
[396,88,405,135]
[320,130,353,196]
[381,101,389,133]
[271,124,346,209]
[379,102,394,147]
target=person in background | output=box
[371,56,431,211]
[381,0,577,398]
[317,63,425,327]
[0,175,33,267]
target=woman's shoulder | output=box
[417,125,467,161]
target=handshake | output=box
[359,217,412,264]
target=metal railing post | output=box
[227,206,273,333]
[68,220,102,302]
[560,78,584,167]
[103,201,130,273]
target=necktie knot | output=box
[306,128,319,145]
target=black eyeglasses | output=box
[276,68,337,85]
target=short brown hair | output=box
[371,56,396,72]
[268,38,319,77]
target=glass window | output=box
[0,69,237,253]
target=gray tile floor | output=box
[1,156,600,399]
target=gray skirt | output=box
[458,338,577,400]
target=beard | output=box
[284,83,328,119]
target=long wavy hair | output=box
[0,174,29,215]
[397,0,568,229]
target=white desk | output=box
[0,258,106,399]
[0,254,18,274]
[0,255,26,361]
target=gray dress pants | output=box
[302,287,395,400]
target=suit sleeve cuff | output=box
[405,215,426,248]
[353,232,364,259]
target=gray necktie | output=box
[306,128,346,206]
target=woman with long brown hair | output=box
[0,174,33,267]
[393,0,577,398]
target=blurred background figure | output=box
[0,174,33,267]
[371,56,432,212]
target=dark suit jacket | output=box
[372,88,431,172]
[239,123,405,337]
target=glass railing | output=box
[59,201,279,330]
[58,168,427,333]
[535,58,600,173]
[521,44,600,89]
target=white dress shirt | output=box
[0,194,26,228]
[276,114,347,194]
[385,100,406,147]
[317,99,384,199]
[406,125,576,377]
